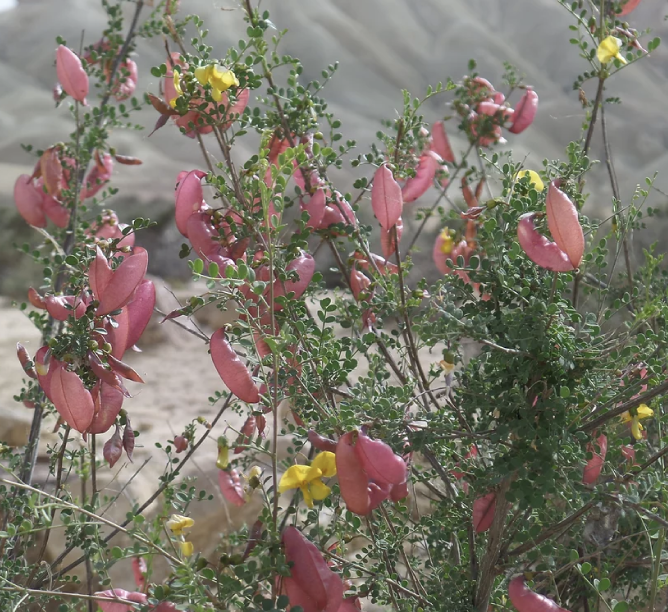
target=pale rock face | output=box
[0,0,666,278]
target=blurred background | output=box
[0,0,667,293]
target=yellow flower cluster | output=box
[278,451,337,508]
[621,403,653,440]
[597,36,627,65]
[195,64,239,102]
[515,170,544,192]
[166,514,195,557]
[439,228,454,255]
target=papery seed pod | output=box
[335,431,371,516]
[14,175,47,227]
[174,435,188,453]
[509,88,538,134]
[17,344,37,379]
[308,430,337,453]
[380,217,403,260]
[27,287,47,309]
[517,213,574,272]
[107,353,145,384]
[472,491,496,533]
[104,425,123,468]
[234,415,257,453]
[218,468,246,507]
[301,188,326,229]
[350,268,371,301]
[582,433,607,485]
[175,169,207,237]
[39,147,64,198]
[95,248,149,316]
[617,0,642,15]
[508,575,571,612]
[56,45,89,103]
[431,121,455,163]
[271,251,315,310]
[48,359,95,433]
[242,519,263,560]
[95,588,147,612]
[88,382,125,434]
[123,417,135,461]
[43,295,87,321]
[281,526,344,612]
[402,151,441,203]
[132,556,147,590]
[545,181,584,269]
[210,328,260,403]
[354,431,407,486]
[371,165,403,231]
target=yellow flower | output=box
[169,68,183,108]
[621,403,654,440]
[216,437,229,470]
[278,451,337,508]
[195,64,239,102]
[515,170,544,192]
[166,514,194,536]
[597,36,627,65]
[180,541,194,557]
[439,228,454,255]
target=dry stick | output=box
[474,477,512,612]
[153,306,211,343]
[601,103,633,289]
[32,393,234,589]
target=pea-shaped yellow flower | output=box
[438,228,454,255]
[180,541,194,557]
[621,403,654,440]
[597,36,627,65]
[166,514,194,536]
[195,64,239,102]
[516,170,545,192]
[278,451,337,508]
[170,68,183,109]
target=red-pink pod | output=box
[175,169,207,237]
[350,268,371,301]
[235,415,257,453]
[402,151,440,203]
[337,597,362,612]
[41,192,70,228]
[582,433,607,485]
[34,346,54,396]
[301,188,326,229]
[390,480,409,502]
[132,557,147,590]
[354,431,407,486]
[477,100,514,123]
[39,147,64,198]
[89,247,111,304]
[621,445,636,464]
[106,353,144,384]
[14,175,47,227]
[112,59,138,101]
[268,134,291,167]
[472,492,496,533]
[256,414,267,437]
[210,327,260,403]
[106,306,130,360]
[272,251,315,309]
[103,425,123,467]
[252,329,272,358]
[88,382,124,434]
[17,343,37,379]
[371,165,403,231]
[56,45,89,103]
[81,153,113,199]
[354,252,398,275]
[174,435,188,453]
[509,89,538,135]
[508,575,571,612]
[43,295,87,321]
[617,0,641,14]
[333,192,358,227]
[517,213,574,272]
[124,279,156,351]
[380,217,403,260]
[368,480,393,511]
[49,360,95,433]
[546,181,584,269]
[123,418,135,461]
[28,287,47,309]
[431,121,455,163]
[282,526,344,612]
[469,76,495,96]
[186,211,221,259]
[87,351,124,391]
[336,431,371,515]
[96,248,149,316]
[219,88,250,131]
[308,430,337,453]
[95,588,147,612]
[493,91,506,105]
[218,468,246,507]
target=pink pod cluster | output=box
[281,526,344,612]
[508,576,572,612]
[335,430,408,516]
[81,151,114,199]
[13,173,70,229]
[472,491,497,533]
[517,182,584,272]
[31,247,154,434]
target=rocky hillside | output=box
[0,0,666,285]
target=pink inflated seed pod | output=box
[617,0,642,15]
[402,151,441,203]
[94,248,149,316]
[354,431,407,486]
[508,575,571,612]
[371,165,403,231]
[48,359,95,433]
[472,491,496,533]
[582,433,607,485]
[56,45,89,103]
[517,213,574,272]
[335,431,371,515]
[218,468,246,507]
[103,425,123,468]
[509,88,538,134]
[14,174,47,227]
[210,328,260,403]
[431,121,455,163]
[174,169,207,237]
[546,181,584,269]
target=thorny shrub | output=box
[2,0,668,611]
